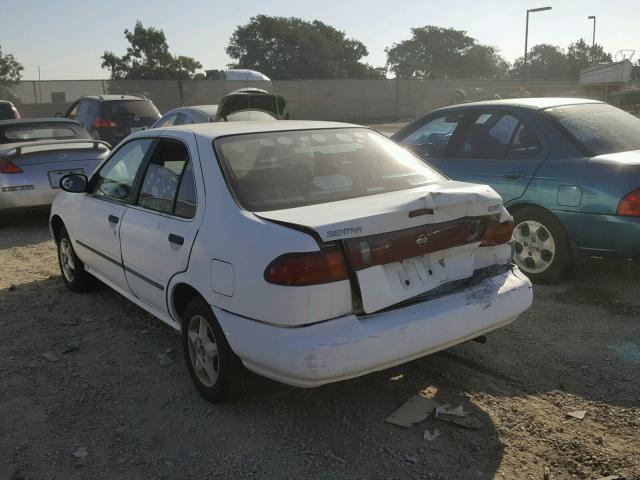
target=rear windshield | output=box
[1,124,88,142]
[102,100,160,119]
[546,103,640,155]
[0,104,16,120]
[214,128,445,212]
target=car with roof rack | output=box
[50,120,532,402]
[63,94,161,146]
[0,118,109,213]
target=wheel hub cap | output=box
[187,315,219,387]
[512,220,556,274]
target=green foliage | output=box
[102,21,202,80]
[511,40,612,80]
[385,26,509,79]
[0,45,24,82]
[226,15,384,79]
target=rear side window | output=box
[456,113,520,159]
[137,139,196,218]
[102,100,160,119]
[399,114,464,157]
[214,128,445,212]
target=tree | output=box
[226,15,384,79]
[0,45,24,82]
[385,26,509,79]
[511,44,569,80]
[102,21,202,80]
[566,39,611,79]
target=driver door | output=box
[71,138,154,289]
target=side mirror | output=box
[60,173,88,193]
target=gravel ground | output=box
[1,211,639,480]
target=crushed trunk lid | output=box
[256,182,507,314]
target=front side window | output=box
[546,103,640,155]
[92,139,153,201]
[137,139,196,218]
[214,128,445,212]
[399,113,464,157]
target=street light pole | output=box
[588,16,596,62]
[523,6,552,87]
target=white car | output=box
[50,121,533,402]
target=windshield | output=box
[214,128,445,212]
[546,103,640,155]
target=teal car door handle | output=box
[504,172,525,180]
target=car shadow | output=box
[0,209,51,250]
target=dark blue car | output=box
[393,98,640,283]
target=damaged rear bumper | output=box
[215,266,533,388]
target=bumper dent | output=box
[215,267,532,388]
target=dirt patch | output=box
[1,214,639,480]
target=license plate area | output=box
[48,168,84,188]
[356,245,477,313]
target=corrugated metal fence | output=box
[0,78,593,122]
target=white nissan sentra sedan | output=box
[50,121,533,402]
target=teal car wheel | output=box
[511,207,571,284]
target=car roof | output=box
[0,118,81,126]
[165,105,220,116]
[155,120,360,139]
[80,94,150,102]
[0,100,14,105]
[435,97,603,112]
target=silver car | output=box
[152,88,288,128]
[0,118,110,213]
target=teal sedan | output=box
[393,98,640,283]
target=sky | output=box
[2,0,639,80]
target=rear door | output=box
[441,109,548,203]
[72,138,154,289]
[119,132,201,314]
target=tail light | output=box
[0,157,23,174]
[480,219,513,246]
[94,118,117,128]
[617,188,640,216]
[265,246,349,286]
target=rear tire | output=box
[182,297,244,403]
[511,207,571,284]
[57,227,95,293]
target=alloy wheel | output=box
[512,220,556,274]
[186,314,219,387]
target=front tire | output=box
[57,227,95,292]
[182,297,244,403]
[511,207,571,284]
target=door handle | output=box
[168,233,184,246]
[504,172,525,180]
[108,215,119,224]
